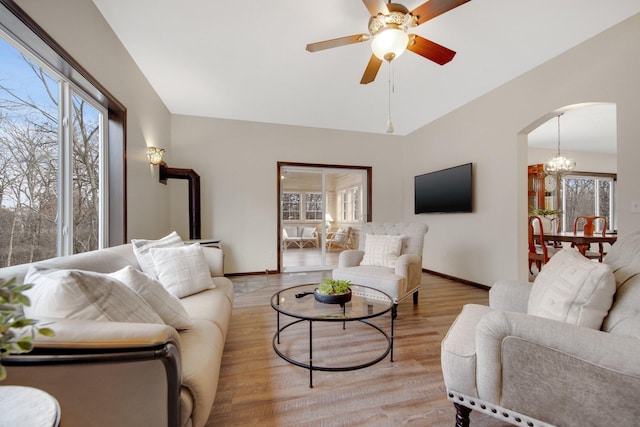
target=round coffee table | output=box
[271,283,395,388]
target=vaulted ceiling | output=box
[91,0,639,144]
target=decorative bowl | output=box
[314,288,352,305]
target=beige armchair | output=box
[441,231,640,427]
[332,222,428,317]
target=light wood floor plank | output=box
[207,272,511,426]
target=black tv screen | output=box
[414,163,473,214]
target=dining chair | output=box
[528,215,556,274]
[573,216,607,261]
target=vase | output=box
[583,217,595,236]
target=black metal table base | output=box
[273,309,394,388]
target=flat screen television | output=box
[414,163,473,214]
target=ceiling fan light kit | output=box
[371,27,409,61]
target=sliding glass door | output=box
[278,163,371,272]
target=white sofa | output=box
[0,243,233,427]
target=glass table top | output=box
[271,284,393,321]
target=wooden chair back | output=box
[573,216,607,236]
[529,215,550,274]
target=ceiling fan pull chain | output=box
[386,61,394,133]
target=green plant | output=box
[529,208,563,217]
[316,278,351,295]
[0,277,54,380]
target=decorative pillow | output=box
[301,227,316,238]
[334,228,347,243]
[361,234,404,268]
[131,231,183,278]
[23,266,164,324]
[109,266,193,330]
[149,244,214,298]
[528,248,616,329]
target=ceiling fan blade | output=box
[306,34,370,52]
[360,54,383,84]
[410,0,471,25]
[362,0,389,16]
[407,34,456,65]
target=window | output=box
[305,192,323,220]
[561,174,615,231]
[339,186,362,222]
[0,36,105,265]
[0,2,126,266]
[282,192,300,220]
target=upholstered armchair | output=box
[332,222,428,315]
[441,231,640,427]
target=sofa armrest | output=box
[338,250,364,268]
[488,279,531,313]
[30,317,181,351]
[201,246,224,277]
[475,310,640,404]
[3,318,182,427]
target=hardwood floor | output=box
[207,272,511,427]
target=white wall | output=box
[16,0,173,241]
[19,1,640,283]
[170,116,406,273]
[404,12,640,285]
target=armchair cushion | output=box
[24,266,164,325]
[528,248,615,329]
[331,265,405,300]
[361,234,403,268]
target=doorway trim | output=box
[277,162,372,273]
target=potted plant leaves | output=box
[0,277,54,380]
[314,278,352,304]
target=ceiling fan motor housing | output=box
[368,3,417,36]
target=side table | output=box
[0,385,60,426]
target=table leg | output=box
[390,305,396,362]
[309,320,313,388]
[575,243,589,256]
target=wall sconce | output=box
[147,146,165,165]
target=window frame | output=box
[560,172,616,232]
[1,0,127,247]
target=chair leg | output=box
[454,403,471,427]
[392,303,398,320]
[413,291,419,305]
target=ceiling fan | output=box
[306,0,471,84]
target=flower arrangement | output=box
[0,277,54,380]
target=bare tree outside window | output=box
[305,193,323,220]
[282,192,300,220]
[562,175,614,232]
[0,39,101,266]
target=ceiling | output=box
[91,0,639,139]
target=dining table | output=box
[535,231,618,257]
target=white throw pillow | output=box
[109,266,193,330]
[528,248,616,329]
[361,234,404,268]
[149,244,214,298]
[23,266,164,324]
[131,231,183,277]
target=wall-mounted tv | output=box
[414,163,473,214]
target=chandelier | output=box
[544,113,576,175]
